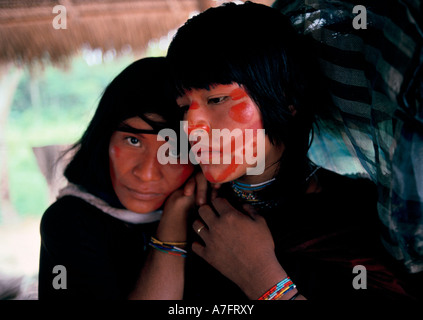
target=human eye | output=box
[125,136,141,147]
[207,96,229,105]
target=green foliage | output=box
[5,52,141,218]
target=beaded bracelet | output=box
[148,236,188,258]
[258,277,296,300]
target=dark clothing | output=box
[184,169,419,300]
[38,196,158,299]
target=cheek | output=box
[178,165,194,185]
[114,146,121,158]
[109,156,117,186]
[228,102,255,124]
[109,146,126,183]
[164,165,194,191]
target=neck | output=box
[236,159,280,186]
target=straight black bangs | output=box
[103,58,181,130]
[167,2,299,91]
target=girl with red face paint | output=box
[167,2,416,301]
[38,57,196,299]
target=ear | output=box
[288,105,297,116]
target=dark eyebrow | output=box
[116,123,160,135]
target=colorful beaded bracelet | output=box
[148,236,187,258]
[258,277,297,300]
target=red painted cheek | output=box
[247,119,263,130]
[228,102,254,124]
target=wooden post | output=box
[0,63,23,224]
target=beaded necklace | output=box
[230,166,320,209]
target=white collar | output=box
[58,184,162,224]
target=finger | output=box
[210,183,221,201]
[192,219,208,239]
[183,176,196,197]
[198,204,218,225]
[211,197,236,216]
[195,172,208,206]
[166,189,194,217]
[191,241,206,259]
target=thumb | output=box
[183,176,196,197]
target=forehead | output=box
[177,83,244,99]
[123,114,166,130]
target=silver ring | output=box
[197,225,206,234]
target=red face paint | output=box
[228,102,254,124]
[230,88,248,101]
[113,146,120,158]
[216,160,239,182]
[204,158,240,183]
[187,122,211,136]
[189,101,200,110]
[204,171,217,183]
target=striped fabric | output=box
[272,0,423,273]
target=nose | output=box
[132,151,162,182]
[186,101,211,138]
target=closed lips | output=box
[126,187,163,199]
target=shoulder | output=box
[40,195,112,240]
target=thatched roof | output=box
[0,0,200,65]
[0,0,274,66]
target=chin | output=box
[124,200,165,214]
[202,164,245,184]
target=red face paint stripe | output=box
[187,123,211,135]
[113,146,120,158]
[189,101,200,110]
[230,88,248,101]
[217,160,239,182]
[204,172,217,183]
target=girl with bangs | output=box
[167,2,415,300]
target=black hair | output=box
[167,2,331,192]
[64,57,182,197]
